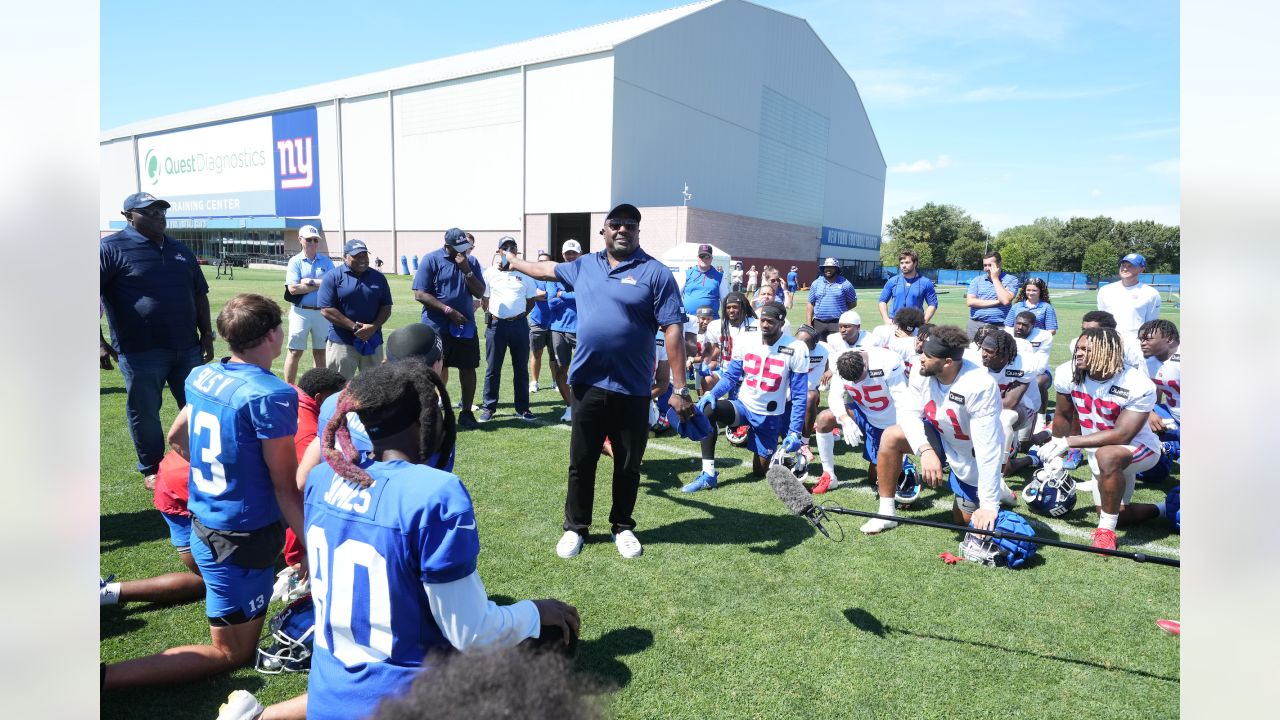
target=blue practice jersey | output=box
[304,459,479,720]
[184,361,298,531]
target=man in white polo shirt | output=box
[282,225,336,384]
[479,236,540,422]
[1096,252,1161,339]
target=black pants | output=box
[812,318,841,342]
[482,315,530,412]
[564,385,650,535]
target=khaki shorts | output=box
[326,340,383,380]
[287,306,331,350]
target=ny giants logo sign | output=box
[271,107,321,216]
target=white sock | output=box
[816,432,836,473]
[1098,511,1120,531]
[702,459,716,475]
[1154,502,1167,518]
[878,496,896,516]
[100,582,122,606]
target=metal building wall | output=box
[524,53,615,216]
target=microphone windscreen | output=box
[767,465,813,516]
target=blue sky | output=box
[101,0,1178,233]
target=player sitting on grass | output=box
[707,292,757,444]
[1008,310,1054,432]
[682,302,809,491]
[1138,319,1180,454]
[1070,310,1145,369]
[867,325,1007,534]
[978,329,1041,480]
[810,346,914,495]
[792,324,829,463]
[1038,327,1168,551]
[103,294,303,691]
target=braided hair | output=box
[983,328,1019,370]
[1074,327,1125,384]
[1138,319,1180,344]
[719,291,756,362]
[322,359,456,488]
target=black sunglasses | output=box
[606,220,639,230]
[132,206,166,218]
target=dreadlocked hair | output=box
[892,307,925,334]
[322,359,456,488]
[835,350,867,383]
[971,323,1002,346]
[985,328,1018,369]
[1074,327,1125,384]
[1138,319,1179,344]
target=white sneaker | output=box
[613,530,643,558]
[217,690,264,720]
[560,407,572,422]
[529,381,540,394]
[556,531,584,558]
[860,517,899,535]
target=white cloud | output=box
[956,83,1141,103]
[851,67,950,105]
[889,154,952,173]
[1091,189,1102,198]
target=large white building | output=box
[100,0,885,281]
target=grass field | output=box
[100,268,1180,719]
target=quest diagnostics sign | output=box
[137,107,320,218]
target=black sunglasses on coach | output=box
[131,206,167,218]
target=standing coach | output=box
[318,239,393,380]
[807,257,858,341]
[498,204,691,560]
[100,192,214,491]
[413,228,486,430]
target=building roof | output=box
[102,0,721,140]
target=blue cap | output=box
[122,192,170,212]
[344,239,369,256]
[444,227,473,252]
[1120,253,1146,268]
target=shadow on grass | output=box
[101,509,170,550]
[635,459,813,555]
[100,386,126,395]
[842,607,1178,683]
[100,669,270,720]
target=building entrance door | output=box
[549,213,591,261]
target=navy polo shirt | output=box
[317,264,393,345]
[100,226,209,354]
[555,247,684,397]
[412,248,485,334]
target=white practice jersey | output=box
[987,354,1040,413]
[829,346,912,430]
[708,317,759,364]
[900,359,1005,506]
[1066,333,1145,369]
[1053,362,1162,457]
[1144,349,1181,422]
[804,341,829,391]
[823,329,874,366]
[733,332,810,416]
[1007,326,1053,365]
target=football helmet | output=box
[256,595,315,674]
[1022,462,1077,518]
[725,423,750,447]
[769,447,808,482]
[894,463,921,509]
[959,510,1037,569]
[1166,485,1181,533]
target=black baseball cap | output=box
[606,203,641,222]
[385,324,443,366]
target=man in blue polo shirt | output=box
[965,250,1019,339]
[282,225,336,384]
[807,257,858,341]
[877,247,938,326]
[413,228,487,430]
[101,192,215,490]
[498,204,691,560]
[528,249,555,395]
[548,239,582,422]
[318,239,393,380]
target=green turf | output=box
[101,268,1179,719]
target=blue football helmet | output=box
[256,595,315,674]
[894,463,921,509]
[1023,463,1077,518]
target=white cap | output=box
[562,239,583,254]
[299,225,322,240]
[839,309,862,325]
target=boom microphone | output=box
[766,466,831,538]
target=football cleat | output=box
[1061,448,1083,469]
[217,690,265,720]
[811,471,840,494]
[256,595,315,674]
[1023,461,1077,518]
[681,471,718,493]
[1091,528,1118,554]
[1156,619,1181,636]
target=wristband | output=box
[441,305,454,316]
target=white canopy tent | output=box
[660,242,734,297]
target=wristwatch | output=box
[674,387,691,398]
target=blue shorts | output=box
[190,531,274,623]
[161,511,192,552]
[851,406,886,466]
[731,399,785,457]
[948,470,980,514]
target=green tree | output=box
[883,203,987,269]
[946,236,986,270]
[994,224,1052,273]
[1115,220,1180,273]
[1082,238,1124,278]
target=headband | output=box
[922,336,964,361]
[979,334,1002,352]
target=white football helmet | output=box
[769,447,808,482]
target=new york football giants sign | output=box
[272,107,320,217]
